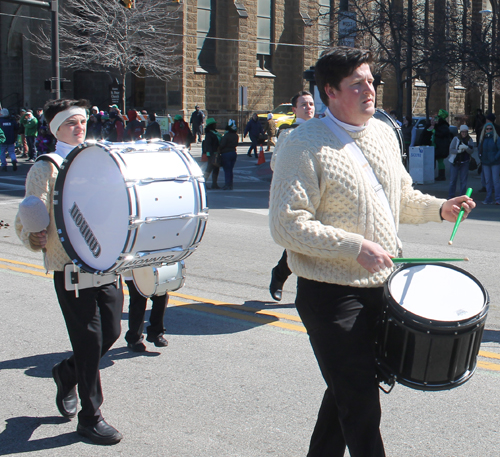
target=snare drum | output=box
[376,263,489,391]
[54,141,207,273]
[132,261,186,297]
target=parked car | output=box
[257,103,294,130]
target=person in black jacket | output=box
[203,118,221,189]
[144,113,162,140]
[434,109,453,181]
[219,119,239,190]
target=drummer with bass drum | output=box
[268,46,475,457]
[15,99,124,446]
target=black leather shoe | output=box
[146,334,168,347]
[52,362,77,418]
[77,419,123,445]
[269,269,283,302]
[127,340,146,352]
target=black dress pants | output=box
[295,277,386,457]
[124,280,168,344]
[53,272,123,426]
[273,250,292,283]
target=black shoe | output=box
[269,269,284,301]
[52,362,78,418]
[479,187,486,192]
[77,419,123,445]
[12,161,17,171]
[146,334,168,347]
[247,153,252,157]
[211,184,221,189]
[127,340,146,352]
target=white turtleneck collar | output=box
[325,108,370,133]
[294,117,308,125]
[54,141,77,159]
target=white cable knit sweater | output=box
[269,117,446,288]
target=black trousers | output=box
[124,280,168,344]
[273,250,292,283]
[295,277,386,457]
[53,272,123,426]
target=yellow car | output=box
[257,103,295,129]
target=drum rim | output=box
[54,142,129,274]
[384,262,489,330]
[373,108,405,156]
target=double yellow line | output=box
[1,257,499,372]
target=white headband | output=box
[49,107,88,137]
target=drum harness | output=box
[321,112,403,258]
[38,153,120,297]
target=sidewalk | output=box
[189,142,484,199]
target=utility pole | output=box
[1,0,59,98]
[406,0,413,122]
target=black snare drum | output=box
[376,263,489,391]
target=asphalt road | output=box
[0,143,499,456]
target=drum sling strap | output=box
[37,153,119,297]
[321,114,403,256]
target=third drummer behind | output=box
[268,47,475,457]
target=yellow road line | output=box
[2,257,500,364]
[477,360,500,371]
[479,350,500,361]
[0,257,46,270]
[0,263,52,278]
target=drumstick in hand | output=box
[448,188,473,245]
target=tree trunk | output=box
[122,73,127,115]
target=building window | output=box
[256,0,273,74]
[197,0,216,73]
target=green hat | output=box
[437,109,449,120]
[206,117,216,127]
[174,114,183,121]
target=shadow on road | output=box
[0,416,79,455]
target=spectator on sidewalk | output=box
[22,110,38,161]
[219,119,239,190]
[0,108,19,171]
[190,105,205,144]
[144,113,162,140]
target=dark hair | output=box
[43,98,90,125]
[291,90,312,108]
[315,47,373,105]
[149,113,156,122]
[205,122,217,131]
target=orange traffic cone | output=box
[257,145,266,165]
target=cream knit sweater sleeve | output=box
[15,161,71,271]
[269,118,445,287]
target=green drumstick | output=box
[448,187,473,246]
[393,257,469,263]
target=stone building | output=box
[0,0,495,128]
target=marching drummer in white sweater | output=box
[15,99,124,445]
[268,47,475,457]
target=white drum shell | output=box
[132,262,186,297]
[54,141,207,273]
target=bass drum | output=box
[373,108,407,169]
[54,140,207,274]
[376,263,489,391]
